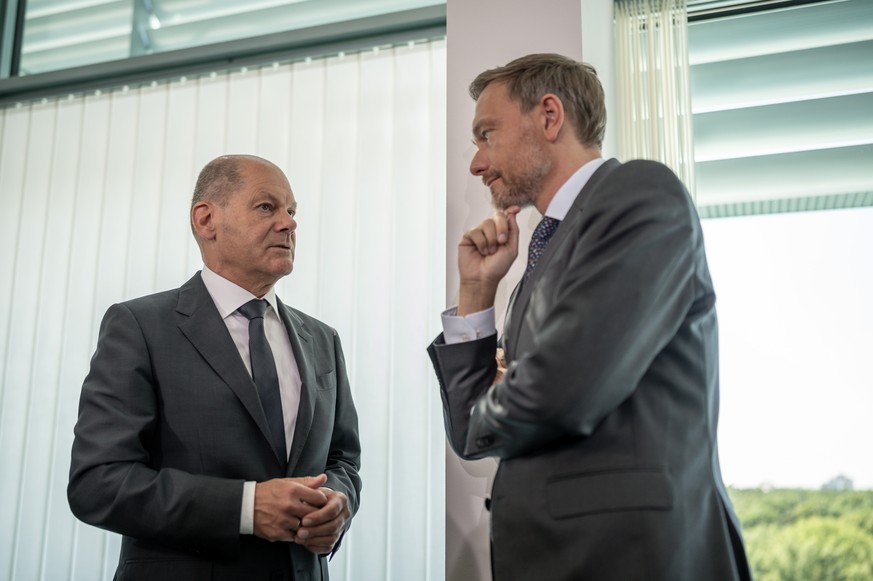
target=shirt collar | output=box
[544,157,606,221]
[200,265,279,319]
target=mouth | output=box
[484,175,500,188]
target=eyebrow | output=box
[257,190,296,211]
[471,117,493,140]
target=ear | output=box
[192,201,216,241]
[539,93,565,142]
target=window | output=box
[0,0,446,105]
[690,2,873,578]
[15,0,444,75]
[689,0,873,218]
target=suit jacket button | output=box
[484,497,491,511]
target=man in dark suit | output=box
[69,154,361,581]
[428,54,752,580]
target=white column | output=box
[444,1,614,578]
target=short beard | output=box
[490,129,551,210]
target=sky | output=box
[702,206,873,490]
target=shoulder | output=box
[612,159,687,192]
[96,287,186,334]
[593,159,695,213]
[108,288,183,324]
[114,274,204,317]
[122,287,182,310]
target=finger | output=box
[479,219,500,254]
[291,485,329,508]
[505,209,520,248]
[296,522,343,545]
[301,496,345,527]
[298,529,339,544]
[298,538,336,555]
[492,212,512,245]
[296,474,329,489]
[462,228,490,256]
[297,521,343,544]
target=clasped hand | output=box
[254,474,351,554]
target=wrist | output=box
[458,281,498,316]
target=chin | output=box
[492,191,532,211]
[265,260,294,280]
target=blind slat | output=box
[694,92,873,161]
[690,0,873,214]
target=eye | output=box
[481,129,492,141]
[258,203,273,212]
[287,208,296,218]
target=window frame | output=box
[0,2,446,106]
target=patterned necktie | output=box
[238,299,286,465]
[524,216,561,280]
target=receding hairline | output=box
[210,154,283,183]
[192,154,284,206]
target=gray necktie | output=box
[238,299,286,465]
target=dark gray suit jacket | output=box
[429,159,752,580]
[69,273,361,581]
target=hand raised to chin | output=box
[458,206,521,315]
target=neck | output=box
[203,261,276,298]
[534,145,601,214]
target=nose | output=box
[469,147,488,177]
[279,211,297,232]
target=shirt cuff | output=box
[442,306,497,344]
[240,481,256,535]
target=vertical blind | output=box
[689,0,873,217]
[0,38,446,581]
[614,0,696,194]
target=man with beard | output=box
[69,154,361,580]
[427,54,751,580]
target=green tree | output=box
[745,517,873,581]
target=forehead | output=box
[472,82,521,129]
[239,160,296,204]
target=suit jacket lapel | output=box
[505,159,622,352]
[175,274,277,460]
[276,298,316,476]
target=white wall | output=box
[444,1,614,578]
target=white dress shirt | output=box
[442,158,606,343]
[200,265,303,534]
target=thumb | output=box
[299,473,329,489]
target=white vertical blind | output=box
[614,0,696,194]
[0,39,446,581]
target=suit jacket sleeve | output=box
[322,329,362,515]
[430,162,702,460]
[68,302,244,555]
